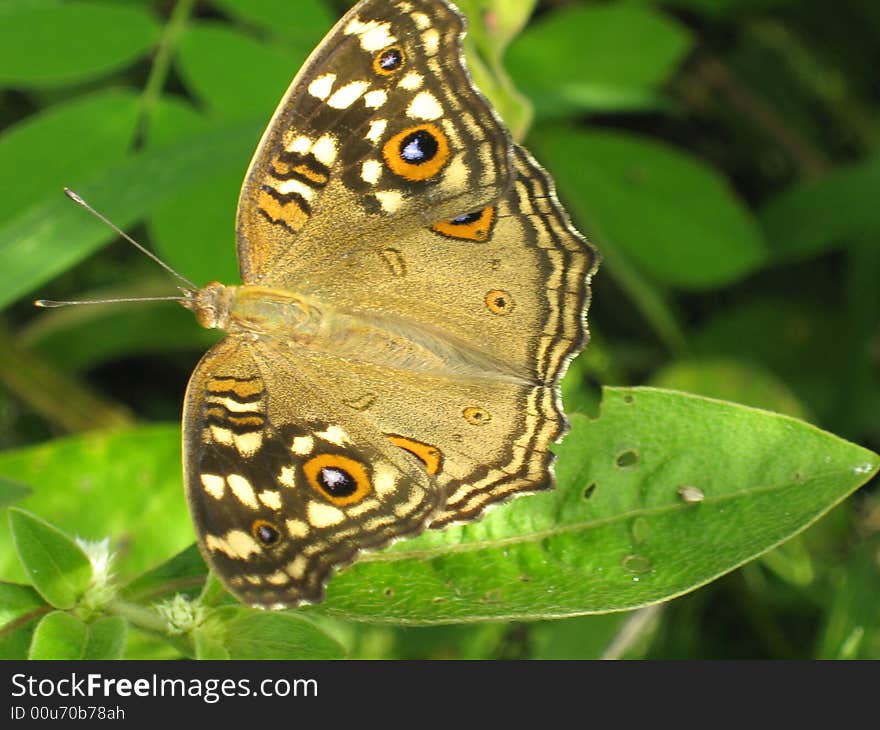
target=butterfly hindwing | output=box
[182,337,441,607]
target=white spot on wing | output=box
[373,463,397,496]
[315,425,351,445]
[227,474,259,509]
[291,435,314,455]
[277,177,317,201]
[308,73,336,100]
[278,465,297,489]
[398,72,423,90]
[375,190,404,213]
[364,89,388,109]
[287,135,312,154]
[366,119,387,142]
[258,490,282,510]
[311,134,338,166]
[200,474,225,499]
[286,519,310,538]
[266,571,289,585]
[307,501,346,528]
[423,28,440,56]
[407,91,443,120]
[206,530,261,559]
[361,160,382,184]
[413,12,430,30]
[233,431,263,457]
[345,19,397,52]
[327,80,370,109]
[210,425,233,446]
[286,555,308,579]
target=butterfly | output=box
[179,0,598,608]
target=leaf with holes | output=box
[301,387,879,623]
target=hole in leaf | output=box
[383,587,394,598]
[616,450,639,468]
[583,483,597,500]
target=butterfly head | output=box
[182,282,234,330]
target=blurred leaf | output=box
[0,1,160,88]
[82,615,128,660]
[0,426,191,584]
[222,609,346,659]
[213,0,334,47]
[456,0,538,57]
[0,582,49,660]
[761,157,880,262]
[177,22,302,121]
[815,538,880,659]
[195,606,345,659]
[0,90,141,228]
[650,357,809,419]
[28,610,89,659]
[692,298,853,424]
[649,0,800,18]
[0,477,32,509]
[508,4,692,117]
[120,544,206,604]
[532,128,768,290]
[149,175,242,287]
[306,387,878,623]
[0,117,262,309]
[530,612,632,659]
[9,508,92,609]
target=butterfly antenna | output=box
[61,187,198,291]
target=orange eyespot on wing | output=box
[485,289,514,315]
[386,434,443,476]
[302,453,372,506]
[382,123,450,181]
[431,206,496,241]
[251,519,281,546]
[373,45,406,75]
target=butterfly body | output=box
[181,0,598,608]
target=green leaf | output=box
[0,582,50,660]
[219,608,346,660]
[120,545,207,605]
[307,387,878,624]
[531,127,768,289]
[0,477,32,509]
[0,117,262,309]
[9,509,93,610]
[0,90,141,229]
[507,4,693,117]
[761,157,880,263]
[0,2,160,88]
[29,610,88,659]
[650,358,810,419]
[82,615,128,660]
[0,427,191,584]
[530,612,640,660]
[177,22,301,121]
[213,0,333,47]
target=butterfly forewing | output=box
[235,0,512,284]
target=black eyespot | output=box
[376,46,404,73]
[399,129,439,164]
[318,466,358,497]
[451,211,483,225]
[252,520,280,545]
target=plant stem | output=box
[137,0,198,147]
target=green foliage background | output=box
[0,0,879,659]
